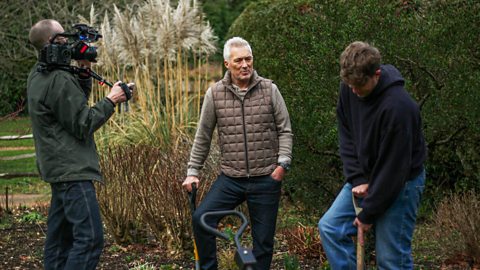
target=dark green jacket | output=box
[27,63,115,183]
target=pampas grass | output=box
[86,0,217,148]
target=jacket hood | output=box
[362,64,405,101]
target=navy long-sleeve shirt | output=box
[337,64,426,224]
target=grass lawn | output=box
[0,156,37,173]
[0,139,34,148]
[0,117,33,148]
[0,117,46,194]
[0,117,31,136]
[0,177,49,194]
[0,149,35,158]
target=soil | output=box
[0,206,318,270]
[1,194,49,208]
[1,205,478,270]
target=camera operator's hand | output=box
[76,60,91,69]
[76,60,92,79]
[107,81,133,105]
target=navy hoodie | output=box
[337,64,426,224]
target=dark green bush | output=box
[228,0,480,216]
[201,0,254,58]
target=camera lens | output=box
[62,50,71,57]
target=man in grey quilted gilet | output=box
[182,37,293,270]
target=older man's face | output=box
[224,46,253,87]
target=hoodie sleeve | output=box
[337,84,368,187]
[357,106,413,224]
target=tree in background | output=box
[201,0,254,60]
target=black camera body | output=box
[40,24,102,66]
[36,23,133,105]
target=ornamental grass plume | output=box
[90,0,217,148]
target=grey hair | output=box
[223,37,252,61]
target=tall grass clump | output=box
[434,191,480,265]
[280,224,325,262]
[88,0,217,147]
[82,0,220,255]
[98,143,219,253]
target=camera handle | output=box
[37,64,133,112]
[76,67,132,112]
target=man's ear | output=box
[224,60,229,69]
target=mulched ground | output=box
[1,206,478,270]
[0,207,319,270]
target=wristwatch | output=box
[278,162,291,172]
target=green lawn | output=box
[0,117,46,194]
[0,149,35,157]
[0,156,37,173]
[0,117,31,136]
[0,139,34,148]
[0,177,49,194]
[0,117,34,148]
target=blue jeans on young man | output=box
[44,181,104,270]
[318,170,425,270]
[192,173,282,270]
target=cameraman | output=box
[27,19,131,269]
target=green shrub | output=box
[20,210,45,224]
[228,0,480,214]
[283,253,300,270]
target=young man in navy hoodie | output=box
[318,41,427,269]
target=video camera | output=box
[40,24,102,66]
[37,23,133,106]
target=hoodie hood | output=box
[361,64,405,102]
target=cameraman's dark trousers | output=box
[192,173,281,270]
[44,181,104,270]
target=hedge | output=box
[228,0,480,216]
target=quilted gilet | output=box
[212,72,278,177]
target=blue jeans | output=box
[318,171,425,270]
[44,181,104,270]
[192,173,282,270]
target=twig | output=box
[394,56,445,91]
[428,125,467,149]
